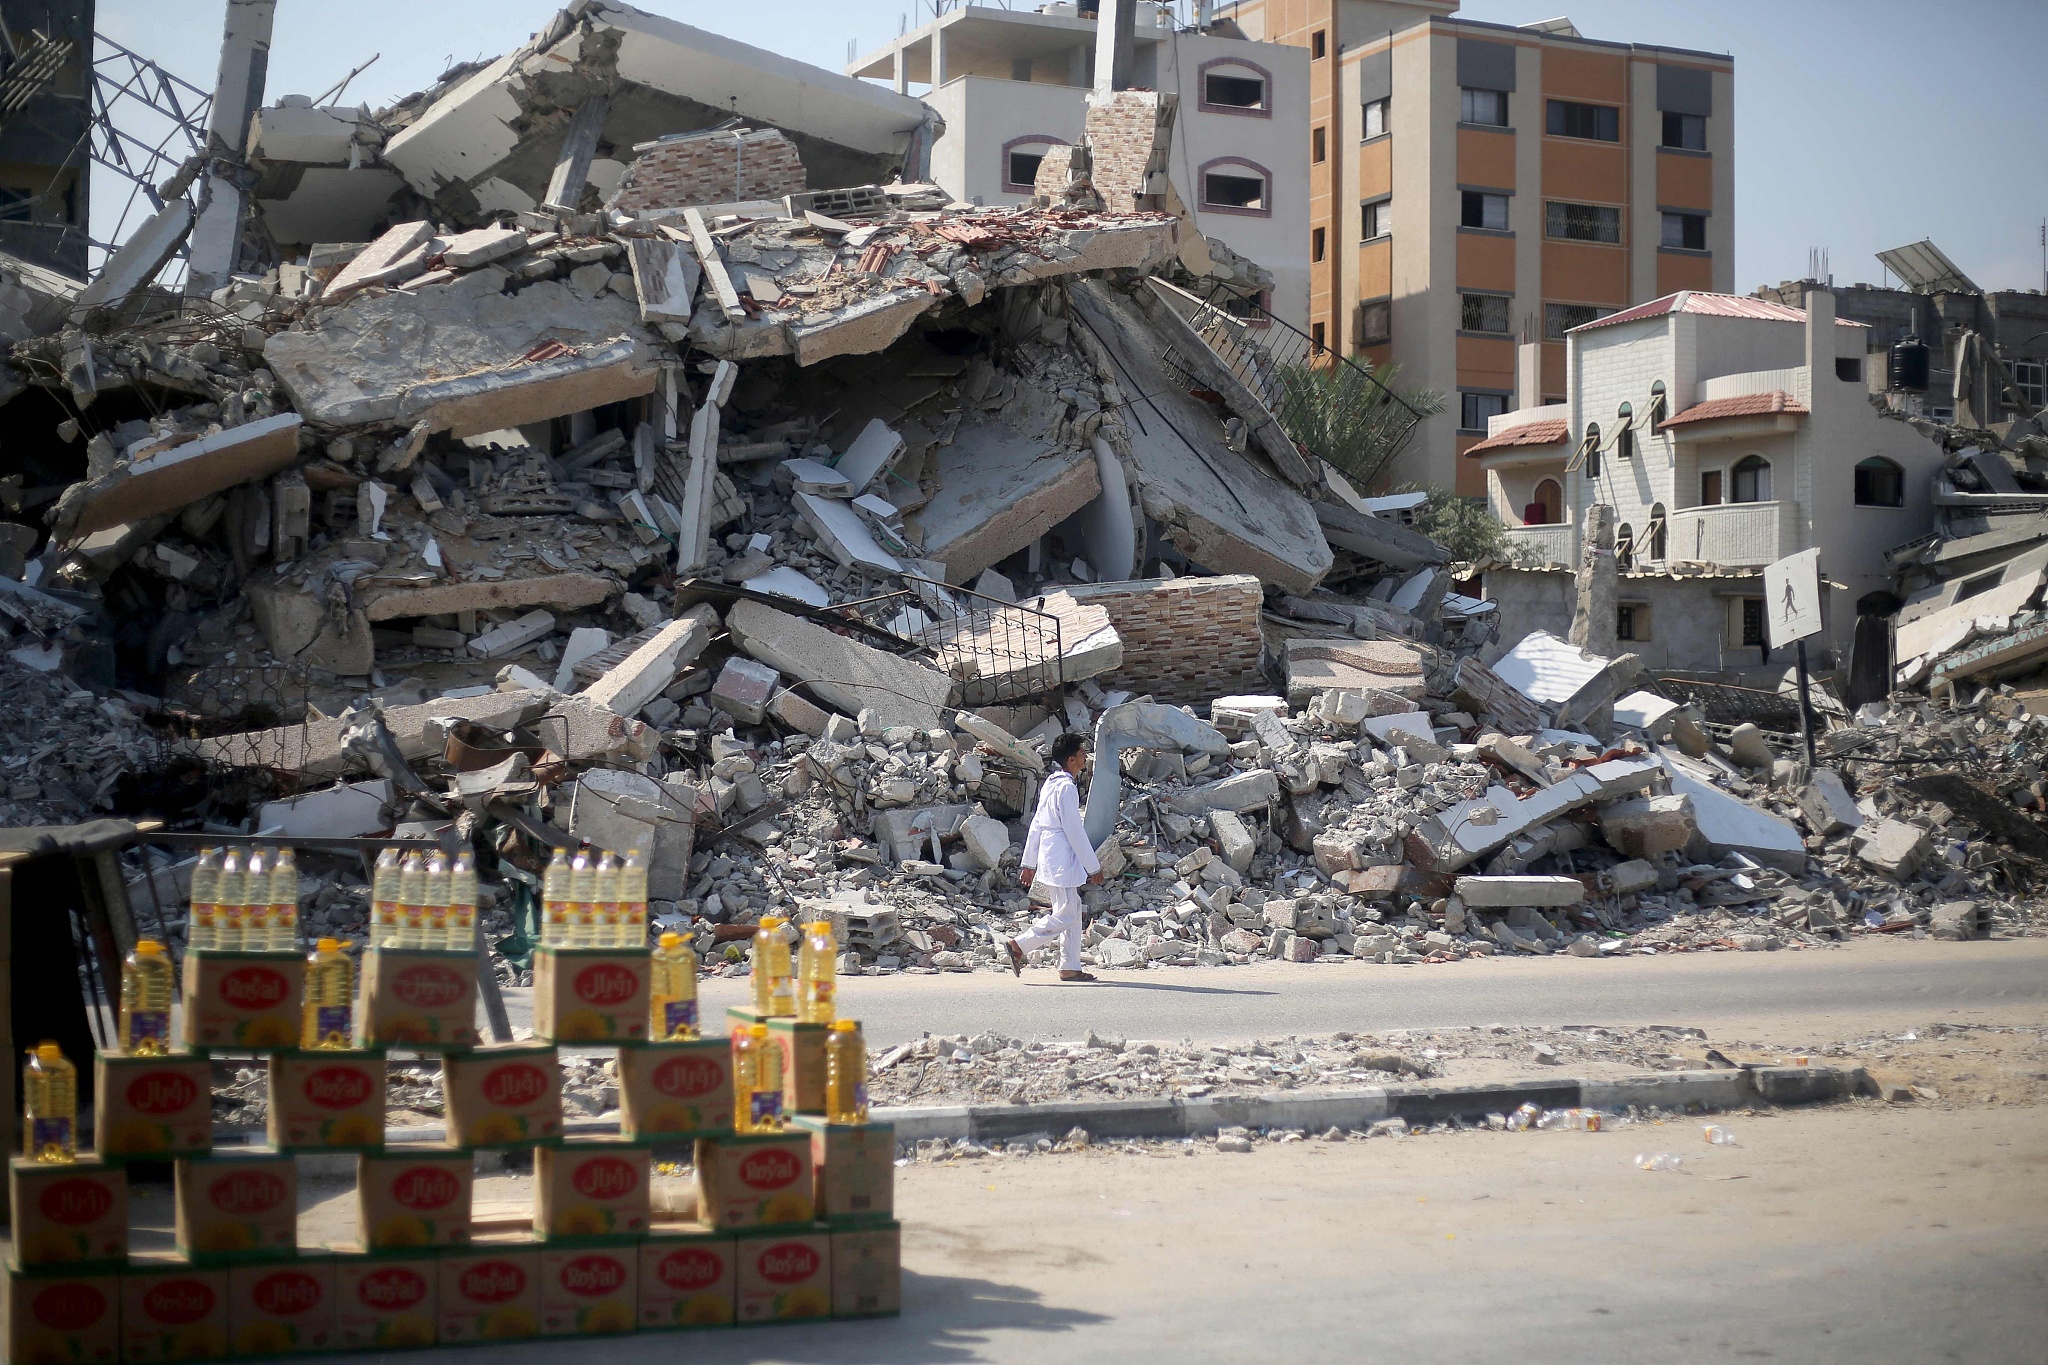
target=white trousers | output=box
[1015,883,1084,971]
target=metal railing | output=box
[837,575,1066,707]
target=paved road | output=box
[507,937,2048,1049]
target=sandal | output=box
[1004,939,1025,977]
[1058,970,1098,982]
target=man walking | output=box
[1005,733,1101,982]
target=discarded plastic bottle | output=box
[1567,1109,1604,1132]
[649,932,700,1041]
[23,1042,77,1162]
[1634,1152,1683,1171]
[1507,1101,1541,1132]
[541,847,573,946]
[734,1023,784,1133]
[396,852,428,949]
[592,852,622,948]
[1535,1108,1570,1131]
[119,940,174,1055]
[752,916,794,1017]
[187,846,222,950]
[370,847,402,949]
[826,1019,869,1124]
[797,921,838,1024]
[266,847,300,952]
[423,851,451,952]
[569,848,599,948]
[302,939,355,1049]
[1702,1124,1736,1146]
[216,849,247,951]
[617,849,649,948]
[447,851,478,951]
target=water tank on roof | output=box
[1888,336,1930,392]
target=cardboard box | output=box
[267,1050,386,1151]
[358,1150,473,1250]
[6,1266,120,1364]
[533,947,651,1043]
[538,1242,637,1336]
[120,1257,230,1363]
[793,1116,896,1223]
[93,1052,212,1161]
[180,950,303,1050]
[226,1257,335,1357]
[358,948,479,1050]
[441,1045,562,1148]
[724,1004,766,1031]
[174,1153,296,1261]
[331,1248,439,1350]
[733,1227,831,1324]
[535,1139,651,1239]
[831,1222,902,1318]
[8,1158,127,1266]
[766,1018,829,1116]
[637,1227,736,1330]
[437,1236,542,1343]
[693,1132,813,1231]
[618,1038,734,1140]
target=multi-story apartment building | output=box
[0,0,94,278]
[1226,0,1732,495]
[847,2,1311,331]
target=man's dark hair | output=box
[1049,733,1087,766]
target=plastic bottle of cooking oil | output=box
[447,851,478,951]
[796,921,837,1024]
[541,847,573,945]
[119,940,175,1055]
[648,932,699,1040]
[422,851,451,952]
[569,848,599,947]
[734,1023,783,1133]
[370,847,402,949]
[302,939,355,1049]
[592,852,621,948]
[396,851,428,949]
[215,849,247,951]
[826,1019,869,1124]
[22,1043,76,1162]
[752,916,794,1017]
[242,849,270,951]
[266,847,300,952]
[616,849,648,948]
[187,846,222,950]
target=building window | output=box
[1855,456,1904,508]
[1660,211,1706,251]
[2012,358,2046,411]
[1544,301,1614,339]
[1527,478,1563,526]
[1615,401,1635,459]
[1661,111,1707,151]
[1312,29,1327,59]
[1615,524,1634,571]
[1363,97,1389,140]
[1461,292,1511,335]
[1311,321,1327,352]
[1312,226,1326,262]
[0,188,30,222]
[1730,454,1772,504]
[1739,597,1765,648]
[1218,290,1273,330]
[1200,158,1273,215]
[1203,68,1268,112]
[1460,87,1508,127]
[1460,391,1509,432]
[1011,57,1033,82]
[1546,201,1622,244]
[1646,502,1667,559]
[1836,356,1864,383]
[1356,298,1392,346]
[1700,469,1722,505]
[1956,569,2003,603]
[1546,99,1620,142]
[1362,198,1392,241]
[1001,136,1067,193]
[1617,603,1651,642]
[1312,126,1326,163]
[1460,191,1509,231]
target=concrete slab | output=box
[1490,630,1606,707]
[55,414,303,539]
[1659,757,1807,873]
[1284,637,1426,704]
[187,689,552,780]
[728,598,956,729]
[795,489,903,575]
[834,418,904,492]
[322,220,436,299]
[624,235,701,325]
[741,565,830,608]
[582,610,717,719]
[255,779,395,838]
[1454,875,1585,908]
[912,416,1101,584]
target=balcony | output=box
[1504,522,1577,566]
[1666,501,1797,568]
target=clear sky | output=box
[96,0,2048,293]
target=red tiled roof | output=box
[1463,418,1570,456]
[1659,390,1808,427]
[1572,291,1873,333]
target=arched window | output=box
[1001,135,1069,193]
[1616,401,1635,460]
[1615,523,1634,571]
[1199,58,1273,117]
[1199,157,1274,217]
[1855,456,1904,507]
[1575,421,1602,479]
[1648,380,1668,427]
[1526,478,1562,526]
[1731,454,1772,503]
[1648,502,1667,560]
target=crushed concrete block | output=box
[741,565,830,609]
[255,780,394,838]
[569,767,693,900]
[794,489,903,575]
[1454,875,1585,908]
[439,225,528,270]
[1602,859,1660,895]
[911,417,1100,584]
[322,219,435,299]
[1928,901,1990,941]
[468,610,556,659]
[1598,794,1698,861]
[1210,809,1255,873]
[1856,817,1931,880]
[710,656,779,725]
[1164,769,1280,815]
[553,626,612,692]
[551,693,661,766]
[54,413,303,540]
[728,598,955,730]
[1727,723,1774,770]
[780,458,854,497]
[1798,768,1863,836]
[955,711,1044,772]
[583,610,718,719]
[768,688,832,737]
[959,814,1011,870]
[624,236,700,325]
[833,418,904,492]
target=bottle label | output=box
[749,1090,783,1124]
[662,1000,699,1032]
[807,981,834,1006]
[854,1082,869,1111]
[314,1006,352,1039]
[769,979,794,1008]
[127,1010,170,1047]
[31,1117,72,1151]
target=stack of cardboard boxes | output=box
[6,939,899,1359]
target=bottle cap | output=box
[759,916,786,929]
[135,939,164,955]
[830,1019,858,1032]
[659,932,682,949]
[748,1024,768,1038]
[807,921,832,934]
[317,937,341,952]
[35,1041,62,1061]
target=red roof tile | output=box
[1659,390,1808,426]
[1463,418,1570,457]
[1572,291,1872,333]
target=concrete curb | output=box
[872,1065,1872,1144]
